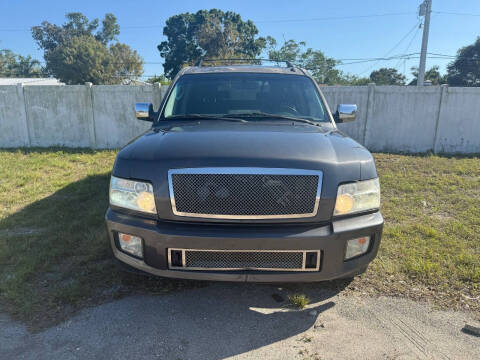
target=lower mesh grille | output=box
[168,249,320,271]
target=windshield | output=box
[161,73,328,122]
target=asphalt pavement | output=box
[1,283,479,359]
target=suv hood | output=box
[117,122,374,178]
[113,122,377,223]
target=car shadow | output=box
[0,163,353,358]
[36,280,351,359]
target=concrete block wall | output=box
[0,85,30,147]
[323,84,480,154]
[0,83,167,149]
[321,85,370,144]
[434,87,480,153]
[0,83,479,153]
[91,85,165,148]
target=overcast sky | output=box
[1,0,479,80]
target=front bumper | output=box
[106,209,383,282]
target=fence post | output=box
[85,82,97,149]
[17,83,31,147]
[152,82,162,109]
[432,84,447,154]
[363,83,375,147]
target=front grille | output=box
[168,168,322,219]
[168,249,321,271]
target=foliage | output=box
[447,37,480,86]
[288,294,310,309]
[158,9,266,79]
[0,50,44,77]
[409,65,446,85]
[266,38,371,85]
[108,43,143,83]
[369,67,406,85]
[32,12,142,84]
[267,38,343,84]
[334,73,371,86]
[146,74,170,85]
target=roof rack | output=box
[194,58,296,69]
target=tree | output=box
[369,68,406,85]
[45,36,114,84]
[0,50,44,77]
[409,65,446,85]
[109,43,143,81]
[158,9,266,79]
[146,74,170,85]
[447,37,480,86]
[335,74,371,86]
[267,38,342,84]
[32,12,143,84]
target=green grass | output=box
[0,148,202,329]
[362,154,480,312]
[0,149,479,328]
[288,294,310,309]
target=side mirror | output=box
[135,102,155,122]
[334,104,357,123]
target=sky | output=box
[1,0,480,81]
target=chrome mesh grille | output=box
[187,250,302,269]
[168,249,320,271]
[168,168,321,219]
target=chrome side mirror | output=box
[135,102,155,121]
[334,104,357,123]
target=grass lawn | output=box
[0,149,479,329]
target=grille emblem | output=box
[197,182,230,201]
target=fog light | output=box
[345,236,371,260]
[118,232,143,258]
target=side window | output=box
[163,85,178,117]
[304,84,325,119]
[164,82,187,117]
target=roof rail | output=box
[194,58,296,69]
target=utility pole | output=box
[417,0,432,86]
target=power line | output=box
[338,53,420,66]
[358,20,422,75]
[113,13,414,27]
[6,52,467,72]
[432,10,480,17]
[254,12,415,23]
[4,9,480,32]
[0,11,417,32]
[394,21,422,72]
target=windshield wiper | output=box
[222,112,322,126]
[163,114,247,123]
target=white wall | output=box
[321,85,370,144]
[92,85,165,148]
[0,85,29,147]
[23,85,93,147]
[324,84,479,154]
[434,87,480,153]
[0,83,479,153]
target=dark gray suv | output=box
[105,63,383,282]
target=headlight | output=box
[110,176,156,214]
[334,178,380,216]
